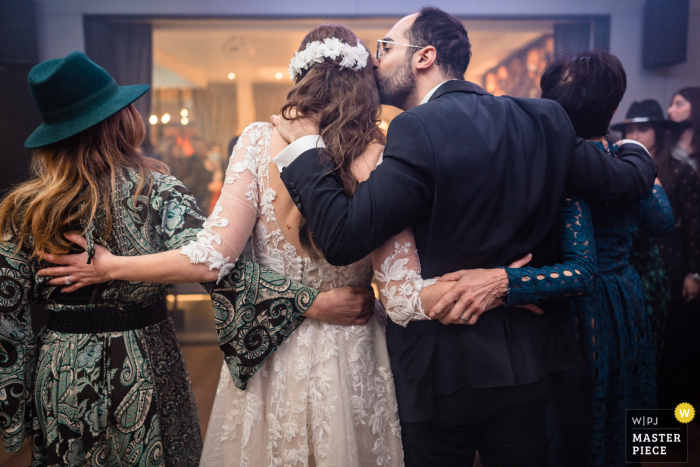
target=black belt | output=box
[46,300,168,333]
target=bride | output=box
[37,24,476,466]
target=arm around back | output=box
[567,139,656,203]
[280,112,435,266]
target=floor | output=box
[0,343,223,467]
[2,344,698,466]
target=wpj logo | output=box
[626,409,689,463]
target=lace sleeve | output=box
[504,197,597,307]
[0,242,37,452]
[639,184,674,237]
[372,227,437,327]
[180,125,262,282]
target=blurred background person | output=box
[655,87,700,412]
[205,143,224,215]
[668,87,700,175]
[612,100,682,358]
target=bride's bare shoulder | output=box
[351,142,386,183]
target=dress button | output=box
[291,188,298,196]
[282,166,288,172]
[293,196,300,204]
[288,182,295,189]
[296,202,303,210]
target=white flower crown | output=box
[287,37,370,81]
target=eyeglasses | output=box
[376,39,425,60]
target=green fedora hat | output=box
[25,51,149,149]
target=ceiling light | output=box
[180,109,188,117]
[149,115,158,125]
[275,72,283,80]
[181,117,188,125]
[228,72,236,80]
[161,113,171,124]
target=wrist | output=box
[494,268,509,298]
[105,255,121,281]
[305,292,327,319]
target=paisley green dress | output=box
[0,168,317,466]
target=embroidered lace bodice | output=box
[182,122,375,290]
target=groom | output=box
[272,7,655,466]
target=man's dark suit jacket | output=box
[280,80,656,422]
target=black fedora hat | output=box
[611,99,679,132]
[25,51,149,149]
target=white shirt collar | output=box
[419,80,455,105]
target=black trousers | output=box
[400,378,549,467]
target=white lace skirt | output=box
[200,315,404,467]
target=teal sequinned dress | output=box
[0,168,317,467]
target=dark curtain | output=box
[0,0,41,195]
[84,18,153,130]
[192,83,238,154]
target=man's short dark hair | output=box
[540,51,627,140]
[406,6,471,80]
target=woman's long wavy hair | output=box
[672,87,700,155]
[0,104,168,259]
[281,24,385,258]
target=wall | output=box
[34,0,700,119]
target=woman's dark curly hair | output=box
[541,51,627,140]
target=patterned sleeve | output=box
[0,242,37,452]
[639,184,675,237]
[504,197,597,307]
[202,254,317,390]
[150,173,207,251]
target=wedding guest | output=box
[540,51,675,467]
[656,87,700,411]
[0,52,369,466]
[668,87,700,174]
[613,100,700,356]
[611,99,684,354]
[0,51,204,465]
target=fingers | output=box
[447,294,473,324]
[517,304,544,315]
[39,252,64,264]
[428,289,460,318]
[430,301,454,321]
[64,233,88,249]
[37,266,76,277]
[438,270,468,282]
[47,275,74,286]
[38,251,84,266]
[508,253,532,268]
[61,281,89,293]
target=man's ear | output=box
[415,46,437,70]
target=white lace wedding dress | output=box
[184,123,430,467]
